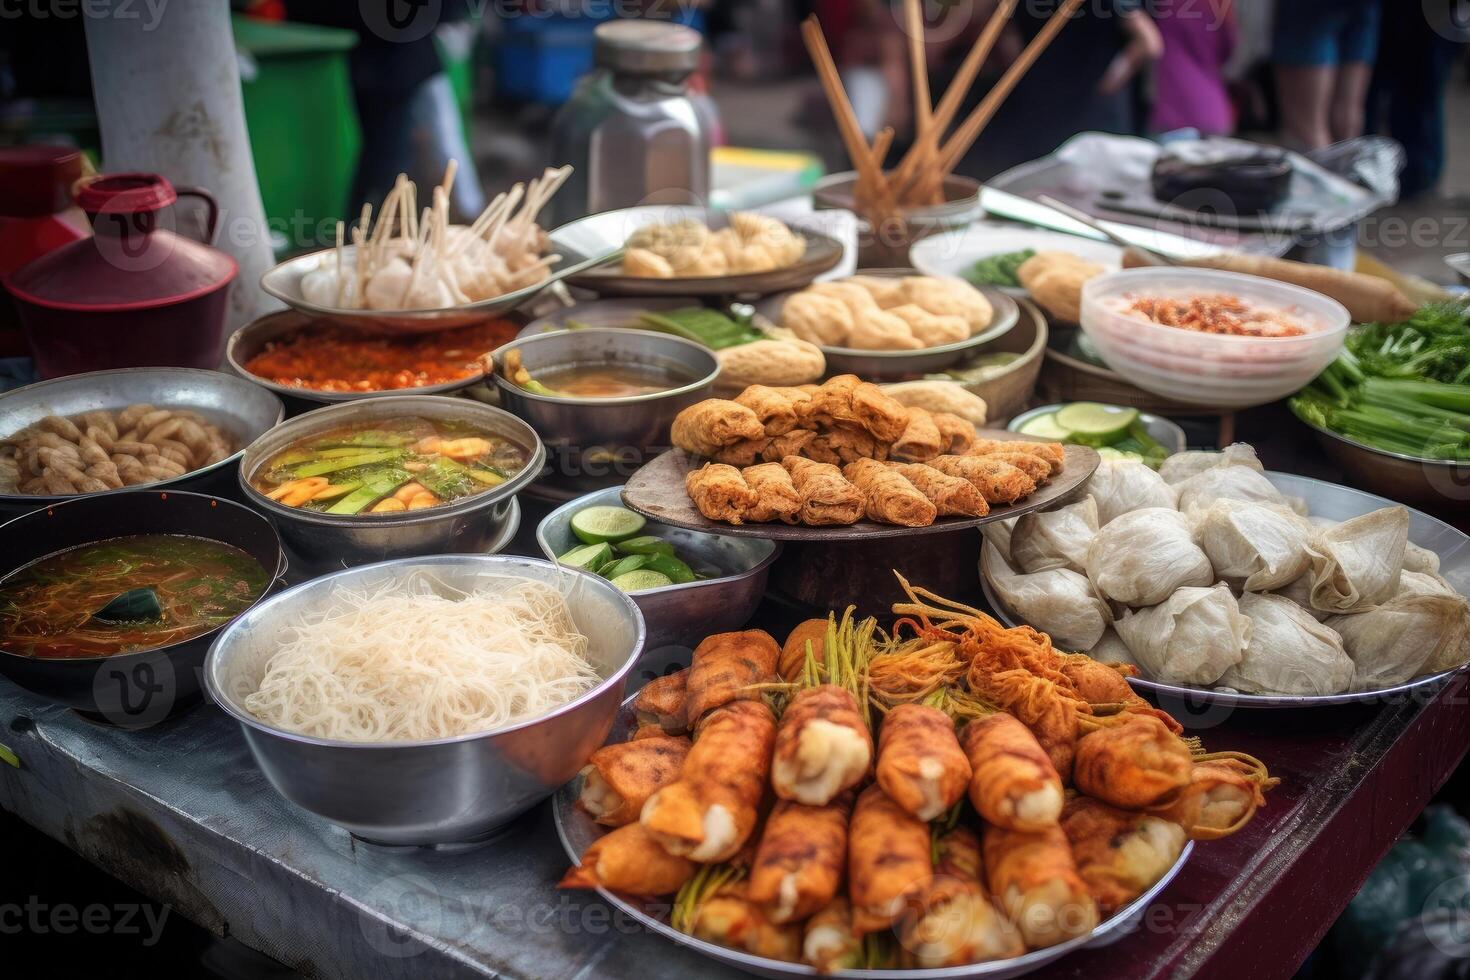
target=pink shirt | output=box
[1151,0,1239,135]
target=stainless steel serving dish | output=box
[0,367,285,519]
[1008,403,1187,455]
[536,486,779,650]
[491,328,718,474]
[237,395,544,576]
[1299,418,1469,509]
[205,555,645,845]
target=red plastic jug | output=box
[4,172,237,379]
[0,146,91,359]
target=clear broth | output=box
[537,363,691,398]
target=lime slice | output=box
[571,505,647,544]
[1055,403,1137,443]
[614,534,676,557]
[609,569,674,592]
[557,542,614,571]
[600,554,651,579]
[1017,412,1072,441]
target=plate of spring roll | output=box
[620,375,1099,540]
[556,577,1274,976]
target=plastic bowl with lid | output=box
[1079,267,1349,408]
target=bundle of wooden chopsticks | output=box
[801,0,1086,225]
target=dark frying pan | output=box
[0,490,286,726]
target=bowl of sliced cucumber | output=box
[535,488,780,650]
[1008,402,1186,468]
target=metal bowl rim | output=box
[533,486,781,596]
[0,489,288,665]
[489,327,722,406]
[1007,403,1188,455]
[204,554,646,750]
[1300,415,1467,471]
[236,394,546,527]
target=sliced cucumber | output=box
[1054,403,1137,441]
[600,554,651,579]
[609,569,674,592]
[557,542,614,572]
[1017,412,1073,441]
[614,535,676,557]
[570,505,646,544]
[642,553,696,584]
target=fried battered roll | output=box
[803,897,863,973]
[809,426,888,466]
[633,723,675,740]
[578,734,692,826]
[735,385,812,436]
[713,437,772,467]
[779,618,829,681]
[885,462,989,517]
[900,827,1024,968]
[926,455,1037,505]
[933,412,978,454]
[1061,797,1186,915]
[772,685,872,805]
[783,456,864,526]
[641,700,777,862]
[876,704,971,821]
[975,450,1052,485]
[801,375,910,442]
[1057,656,1183,735]
[748,793,853,923]
[739,462,802,524]
[849,785,934,935]
[842,458,937,527]
[686,463,757,523]
[966,438,1065,474]
[891,407,943,462]
[692,880,803,962]
[982,823,1099,949]
[685,629,780,721]
[760,428,817,463]
[671,398,766,456]
[635,668,689,733]
[851,381,912,442]
[1073,716,1192,810]
[1151,760,1269,840]
[558,822,696,895]
[959,713,1064,831]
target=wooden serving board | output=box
[620,433,1099,542]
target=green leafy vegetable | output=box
[91,587,162,625]
[963,248,1035,288]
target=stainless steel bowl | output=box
[1008,403,1188,455]
[204,555,646,845]
[536,486,779,650]
[1303,419,1469,508]
[237,395,545,576]
[0,367,285,519]
[491,328,718,474]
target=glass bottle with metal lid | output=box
[548,20,711,227]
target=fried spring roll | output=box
[671,398,766,456]
[974,450,1052,484]
[741,462,801,524]
[635,668,689,733]
[779,618,829,682]
[748,794,853,923]
[960,713,1064,831]
[933,412,977,454]
[849,785,933,935]
[803,897,863,973]
[692,880,803,962]
[967,438,1065,474]
[982,823,1098,949]
[891,407,943,462]
[851,382,911,442]
[885,462,989,517]
[641,700,777,862]
[1073,716,1193,810]
[1061,797,1186,915]
[761,428,817,463]
[782,456,863,526]
[578,734,692,826]
[876,704,971,821]
[926,455,1037,505]
[901,827,1024,968]
[713,437,772,467]
[633,723,675,740]
[1151,760,1268,840]
[1058,656,1183,735]
[801,375,909,442]
[686,463,757,524]
[558,822,696,895]
[735,385,812,437]
[809,426,887,466]
[772,685,872,805]
[842,458,937,527]
[685,629,779,721]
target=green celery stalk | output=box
[325,468,411,515]
[291,448,403,478]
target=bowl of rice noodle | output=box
[205,554,645,845]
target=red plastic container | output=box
[4,172,237,379]
[0,146,92,358]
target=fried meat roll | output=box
[713,437,773,467]
[841,458,937,527]
[974,450,1052,484]
[926,455,1037,505]
[748,794,853,923]
[671,398,766,456]
[900,827,1024,968]
[885,462,989,517]
[735,384,812,436]
[891,407,943,462]
[761,428,817,463]
[685,629,779,721]
[779,618,830,682]
[634,668,689,733]
[558,822,697,895]
[578,734,692,826]
[1072,715,1192,810]
[848,785,933,935]
[641,700,777,862]
[966,438,1065,474]
[959,713,1064,831]
[1061,796,1185,914]
[782,456,864,526]
[740,462,802,523]
[802,897,864,973]
[686,463,757,523]
[876,704,971,821]
[933,412,978,454]
[1151,760,1268,840]
[692,880,804,962]
[982,823,1098,949]
[771,685,872,805]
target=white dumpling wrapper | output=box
[983,542,1110,650]
[1114,583,1250,686]
[980,519,1016,565]
[1084,507,1214,608]
[1158,443,1264,485]
[1271,573,1332,621]
[1404,541,1442,576]
[1303,506,1408,613]
[1175,465,1303,516]
[1087,628,1135,667]
[1010,496,1099,574]
[1192,499,1312,592]
[1219,593,1353,696]
[1328,591,1470,690]
[1085,459,1178,526]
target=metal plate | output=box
[980,470,1470,709]
[553,690,1194,980]
[908,225,1123,299]
[620,439,1099,542]
[518,297,709,339]
[550,207,844,298]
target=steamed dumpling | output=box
[1085,459,1177,526]
[1192,499,1312,592]
[1272,573,1332,621]
[1404,541,1441,576]
[981,519,1017,565]
[984,541,1110,650]
[782,291,852,347]
[1159,443,1264,485]
[1303,506,1408,613]
[1088,628,1135,667]
[848,309,924,350]
[1114,583,1250,687]
[886,305,969,347]
[1329,591,1470,690]
[1010,496,1099,575]
[1085,508,1213,608]
[1219,593,1353,696]
[1175,465,1302,515]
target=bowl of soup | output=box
[238,395,545,575]
[0,490,285,723]
[490,328,719,478]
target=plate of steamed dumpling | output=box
[980,441,1470,706]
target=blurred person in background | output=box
[1271,0,1380,150]
[1150,0,1239,135]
